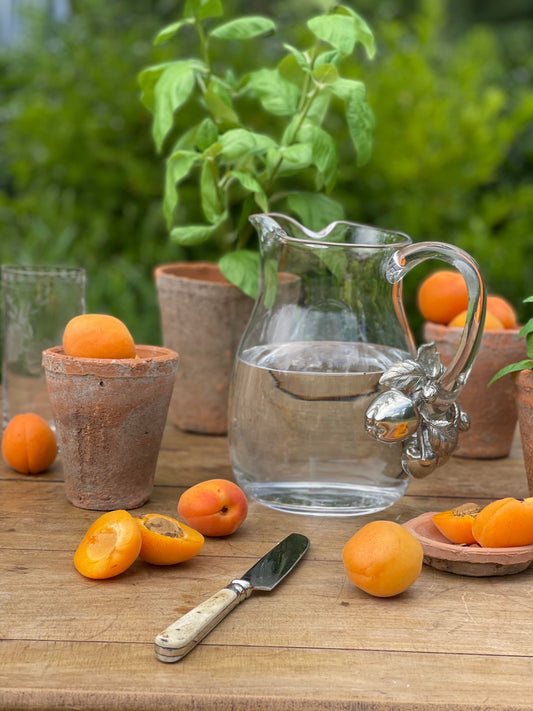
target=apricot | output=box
[342,521,423,598]
[472,497,533,548]
[63,313,136,359]
[74,510,142,579]
[448,309,504,330]
[432,503,481,545]
[486,295,518,329]
[177,478,248,537]
[136,513,204,565]
[2,413,57,474]
[417,270,468,325]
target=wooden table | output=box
[2,424,533,711]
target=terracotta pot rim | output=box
[154,261,235,287]
[42,345,179,377]
[424,321,522,336]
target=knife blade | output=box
[154,532,310,663]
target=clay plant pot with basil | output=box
[139,2,377,433]
[490,297,533,493]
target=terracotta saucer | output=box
[403,512,533,577]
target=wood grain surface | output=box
[2,425,533,711]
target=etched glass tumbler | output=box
[2,265,86,429]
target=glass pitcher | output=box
[228,214,485,516]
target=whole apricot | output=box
[342,521,423,597]
[486,295,518,329]
[177,479,248,537]
[448,309,504,330]
[63,313,136,359]
[2,413,57,474]
[472,497,533,548]
[417,270,468,325]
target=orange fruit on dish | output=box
[432,503,481,545]
[1,413,57,474]
[417,270,469,324]
[472,497,533,548]
[486,295,518,329]
[136,514,204,565]
[448,309,504,330]
[342,520,423,598]
[63,314,136,359]
[74,509,142,579]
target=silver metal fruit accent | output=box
[365,343,470,478]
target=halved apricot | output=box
[432,503,481,545]
[136,513,204,565]
[74,510,142,579]
[472,497,533,548]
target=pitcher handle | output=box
[365,241,486,479]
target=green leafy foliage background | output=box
[1,0,532,349]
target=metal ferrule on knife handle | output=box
[155,579,253,663]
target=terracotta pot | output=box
[515,369,533,494]
[424,323,527,459]
[154,262,253,435]
[42,345,179,510]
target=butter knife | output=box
[155,532,310,662]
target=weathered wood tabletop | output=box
[2,423,533,711]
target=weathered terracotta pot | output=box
[515,369,533,495]
[154,263,253,435]
[42,345,179,510]
[424,323,527,459]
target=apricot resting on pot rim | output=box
[136,514,204,565]
[2,412,57,474]
[63,313,136,359]
[342,521,423,598]
[432,503,481,545]
[472,497,533,548]
[74,510,141,579]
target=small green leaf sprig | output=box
[139,0,376,297]
[489,296,533,384]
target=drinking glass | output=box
[2,265,86,430]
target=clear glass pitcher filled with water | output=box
[228,214,486,516]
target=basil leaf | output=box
[331,78,375,165]
[163,150,200,228]
[153,19,193,47]
[153,61,196,152]
[195,117,219,151]
[170,224,217,246]
[138,62,175,112]
[185,0,223,19]
[205,80,240,127]
[312,63,339,86]
[229,171,269,212]
[210,16,275,41]
[286,192,344,232]
[219,250,260,298]
[267,143,313,177]
[332,5,375,59]
[247,68,300,117]
[307,15,359,55]
[201,160,222,224]
[219,128,276,160]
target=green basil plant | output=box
[139,0,376,298]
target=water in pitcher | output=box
[228,340,412,516]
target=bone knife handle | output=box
[154,579,252,662]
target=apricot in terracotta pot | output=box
[342,521,423,598]
[472,497,533,548]
[486,295,518,329]
[2,413,57,474]
[63,313,136,359]
[177,479,248,537]
[136,513,204,565]
[448,309,504,330]
[432,503,481,545]
[417,270,468,325]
